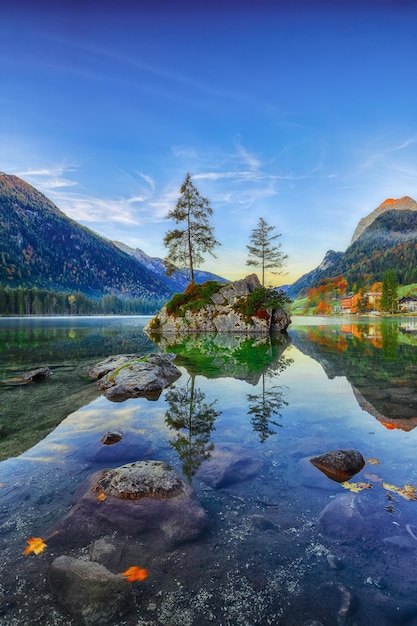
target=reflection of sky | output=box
[2,336,417,512]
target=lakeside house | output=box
[398,296,417,313]
[340,291,382,314]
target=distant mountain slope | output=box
[285,250,343,299]
[0,172,173,299]
[350,196,417,245]
[288,197,417,298]
[114,241,228,291]
[335,208,417,285]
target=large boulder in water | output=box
[89,353,181,400]
[310,449,365,483]
[50,460,208,548]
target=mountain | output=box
[288,196,417,299]
[113,241,228,292]
[0,172,174,299]
[285,250,343,299]
[350,196,417,245]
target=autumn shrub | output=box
[256,308,270,320]
[234,287,290,324]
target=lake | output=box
[1,315,417,625]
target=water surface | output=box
[1,316,417,625]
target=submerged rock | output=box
[89,353,181,400]
[383,535,417,550]
[49,555,133,625]
[100,431,123,445]
[22,366,52,381]
[310,449,365,483]
[196,443,263,488]
[50,460,208,547]
[319,493,363,542]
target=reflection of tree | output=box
[165,376,220,482]
[381,322,398,360]
[247,354,292,442]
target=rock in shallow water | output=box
[89,353,181,400]
[310,449,365,483]
[21,366,53,381]
[50,460,209,548]
[319,493,363,542]
[100,431,123,445]
[49,555,133,625]
[196,443,263,489]
[93,460,186,500]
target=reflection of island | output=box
[165,376,220,482]
[148,332,291,384]
[291,322,417,430]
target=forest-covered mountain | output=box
[287,197,417,298]
[0,172,175,299]
[0,172,226,301]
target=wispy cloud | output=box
[15,165,78,190]
[135,172,155,194]
[234,138,261,171]
[359,135,417,170]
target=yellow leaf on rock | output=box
[97,491,107,501]
[23,537,47,555]
[122,566,149,583]
[341,481,372,493]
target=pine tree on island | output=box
[163,173,220,285]
[246,217,287,287]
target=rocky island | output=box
[145,274,291,334]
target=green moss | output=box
[165,281,222,318]
[107,357,148,383]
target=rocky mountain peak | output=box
[350,196,417,245]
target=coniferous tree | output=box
[380,269,398,313]
[246,217,287,286]
[163,173,220,284]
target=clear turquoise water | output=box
[1,316,417,625]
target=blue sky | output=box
[1,0,417,285]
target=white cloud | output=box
[234,138,261,171]
[171,145,199,160]
[136,171,155,193]
[15,164,79,190]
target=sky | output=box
[1,0,417,285]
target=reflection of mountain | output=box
[291,323,417,430]
[148,332,291,384]
[351,386,417,431]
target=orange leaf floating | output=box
[23,537,47,555]
[122,566,149,583]
[97,491,107,501]
[367,458,381,465]
[382,483,417,501]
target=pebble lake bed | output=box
[1,315,417,625]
